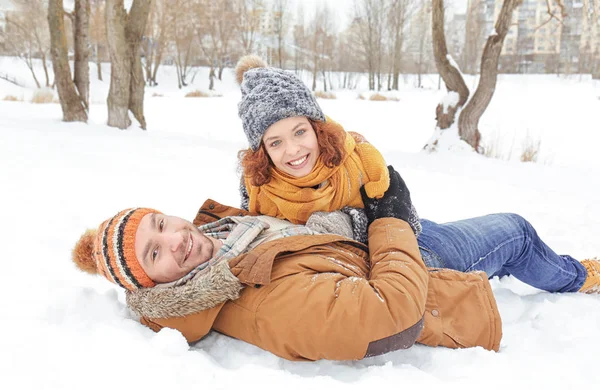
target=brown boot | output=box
[579,259,600,293]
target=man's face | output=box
[134,213,219,283]
[262,116,320,178]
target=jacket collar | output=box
[126,260,242,319]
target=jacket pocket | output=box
[421,268,502,351]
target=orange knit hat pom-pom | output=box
[72,229,98,274]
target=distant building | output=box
[465,0,600,74]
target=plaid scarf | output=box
[171,216,314,286]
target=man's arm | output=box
[253,217,428,361]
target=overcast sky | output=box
[0,0,469,27]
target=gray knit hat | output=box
[236,55,326,151]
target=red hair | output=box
[239,119,346,187]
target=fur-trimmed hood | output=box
[126,261,242,320]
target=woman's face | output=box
[262,116,320,178]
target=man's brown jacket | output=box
[126,200,502,361]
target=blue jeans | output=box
[417,213,587,293]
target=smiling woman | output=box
[235,55,422,240]
[261,116,320,178]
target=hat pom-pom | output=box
[235,55,267,85]
[72,229,98,274]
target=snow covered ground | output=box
[1,56,599,389]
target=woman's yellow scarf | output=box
[244,121,389,224]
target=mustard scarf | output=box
[244,122,389,224]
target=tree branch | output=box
[535,0,567,30]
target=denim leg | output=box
[417,213,587,293]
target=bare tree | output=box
[594,51,600,79]
[292,2,305,73]
[373,0,386,90]
[414,2,431,88]
[584,0,600,79]
[48,0,88,122]
[5,0,52,88]
[172,0,195,89]
[306,4,336,91]
[73,0,90,109]
[235,0,263,55]
[457,0,524,151]
[307,4,326,91]
[336,28,360,89]
[195,0,238,83]
[272,0,289,68]
[90,0,106,81]
[352,0,386,90]
[105,0,152,130]
[387,0,416,90]
[319,7,337,92]
[431,0,469,129]
[428,0,524,152]
[143,0,171,86]
[214,1,238,79]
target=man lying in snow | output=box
[71,166,600,361]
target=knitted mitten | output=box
[341,206,369,244]
[361,165,416,228]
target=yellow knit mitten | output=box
[579,259,600,294]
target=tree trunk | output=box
[593,54,600,79]
[40,52,51,87]
[312,57,318,91]
[106,0,132,129]
[48,0,88,122]
[151,49,163,86]
[25,53,42,89]
[391,25,404,90]
[278,44,283,69]
[96,44,103,81]
[458,0,523,152]
[208,67,215,91]
[175,63,182,89]
[105,0,150,130]
[144,44,153,84]
[74,0,90,109]
[431,0,470,130]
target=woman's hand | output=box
[360,165,413,226]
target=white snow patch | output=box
[151,328,191,356]
[441,91,460,114]
[0,55,599,389]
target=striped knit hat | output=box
[72,208,159,291]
